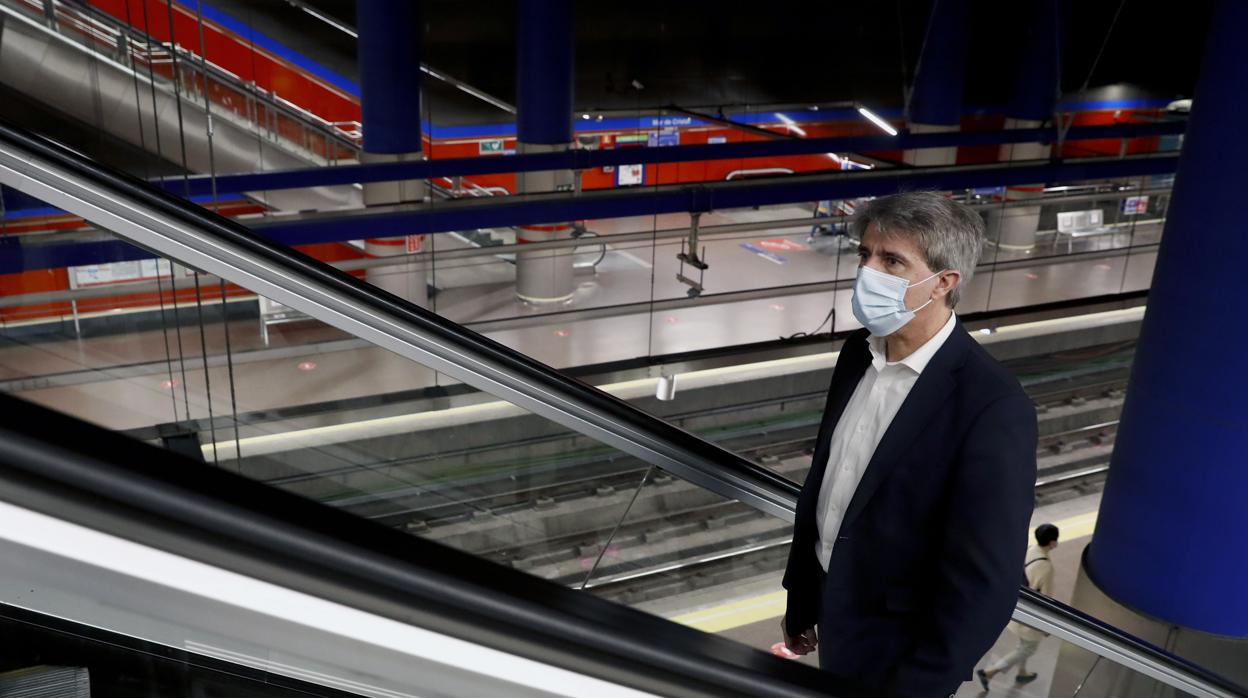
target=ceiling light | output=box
[775,113,807,137]
[581,113,591,120]
[857,107,898,136]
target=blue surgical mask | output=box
[851,265,945,336]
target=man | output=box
[781,192,1038,698]
[977,523,1060,690]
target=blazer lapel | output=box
[822,339,872,442]
[799,335,872,513]
[839,327,969,530]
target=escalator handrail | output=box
[1014,583,1247,698]
[0,118,802,524]
[0,120,1243,698]
[0,390,833,698]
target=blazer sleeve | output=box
[888,391,1038,698]
[781,456,827,635]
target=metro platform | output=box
[0,206,1160,434]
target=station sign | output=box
[1122,195,1149,215]
[616,163,645,186]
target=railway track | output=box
[237,351,1133,606]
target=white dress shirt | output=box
[814,312,958,571]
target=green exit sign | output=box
[479,139,505,154]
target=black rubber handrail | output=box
[1020,572,1248,697]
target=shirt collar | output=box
[867,311,958,374]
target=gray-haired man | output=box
[781,192,1038,697]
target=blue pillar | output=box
[514,0,576,303]
[357,0,422,154]
[992,0,1061,251]
[517,0,573,145]
[904,0,968,168]
[1086,0,1248,636]
[1007,0,1061,123]
[356,1,426,306]
[908,0,970,127]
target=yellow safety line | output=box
[671,590,790,634]
[669,510,1099,634]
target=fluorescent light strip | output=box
[857,107,898,136]
[774,113,807,137]
[292,3,358,38]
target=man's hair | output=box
[850,191,985,308]
[1035,523,1060,547]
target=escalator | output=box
[0,119,1243,698]
[0,0,360,211]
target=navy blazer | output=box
[782,321,1037,698]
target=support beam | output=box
[157,122,1185,199]
[0,154,1178,274]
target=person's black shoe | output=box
[977,669,990,691]
[1015,673,1038,685]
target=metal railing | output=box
[6,0,361,164]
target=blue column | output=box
[1007,0,1061,123]
[992,0,1061,251]
[357,0,422,154]
[517,0,573,145]
[356,1,426,306]
[1086,0,1248,636]
[514,0,576,303]
[908,0,970,127]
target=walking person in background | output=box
[978,523,1061,691]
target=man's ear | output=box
[934,270,961,300]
